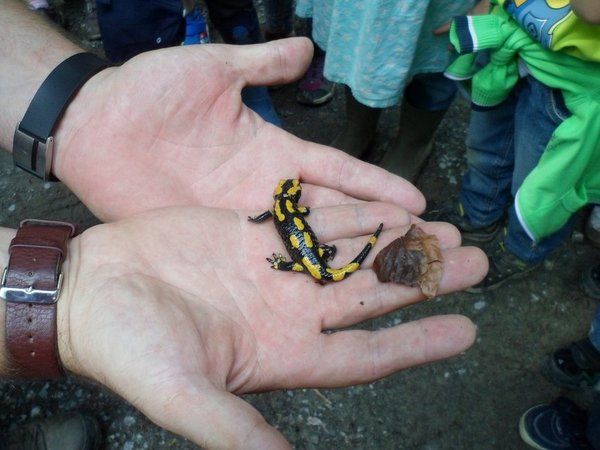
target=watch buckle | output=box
[13,123,54,181]
[0,267,62,304]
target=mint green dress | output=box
[296,0,478,107]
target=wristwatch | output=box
[0,219,75,379]
[13,53,109,181]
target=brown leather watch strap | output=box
[1,219,75,379]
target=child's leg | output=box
[330,85,382,158]
[503,76,572,264]
[458,88,519,229]
[380,73,457,182]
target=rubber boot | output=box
[380,100,447,182]
[330,85,381,158]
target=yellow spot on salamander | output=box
[327,263,359,281]
[302,256,322,280]
[287,180,301,196]
[274,180,284,196]
[289,234,300,249]
[286,199,295,214]
[368,235,378,246]
[292,263,304,272]
[274,201,285,222]
[303,232,314,248]
[293,217,304,230]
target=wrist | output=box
[56,233,80,376]
[13,53,110,181]
[51,67,113,183]
[0,221,78,379]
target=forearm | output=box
[0,0,82,152]
[571,0,600,24]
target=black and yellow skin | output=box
[249,179,383,282]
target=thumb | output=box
[154,383,291,450]
[228,37,315,87]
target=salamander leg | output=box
[318,244,337,261]
[296,206,310,216]
[248,211,273,223]
[267,253,304,272]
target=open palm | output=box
[59,204,485,449]
[53,38,423,221]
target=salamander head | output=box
[273,178,302,202]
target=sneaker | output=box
[519,397,592,450]
[424,199,501,245]
[466,231,538,293]
[4,413,102,450]
[296,52,336,106]
[543,340,600,391]
[581,263,600,300]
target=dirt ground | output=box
[1,1,598,449]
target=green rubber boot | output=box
[380,100,447,182]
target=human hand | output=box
[52,38,423,221]
[433,0,491,35]
[57,203,486,449]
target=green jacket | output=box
[445,4,600,241]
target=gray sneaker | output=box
[4,413,101,450]
[424,199,502,245]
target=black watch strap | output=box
[13,53,109,181]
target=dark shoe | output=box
[581,263,600,300]
[4,413,102,450]
[519,397,592,450]
[424,199,501,245]
[543,340,600,391]
[296,52,335,106]
[466,231,538,293]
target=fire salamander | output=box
[248,178,383,282]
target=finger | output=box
[226,37,315,87]
[320,245,487,330]
[297,146,426,214]
[151,383,291,450]
[298,315,476,387]
[293,201,411,242]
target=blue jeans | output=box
[405,72,458,112]
[458,75,572,264]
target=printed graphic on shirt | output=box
[504,0,572,48]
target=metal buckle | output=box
[12,123,54,181]
[0,267,62,304]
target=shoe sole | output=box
[296,84,336,106]
[518,406,549,450]
[461,223,502,246]
[296,92,335,106]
